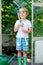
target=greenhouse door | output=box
[33,2,43,63]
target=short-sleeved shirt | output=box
[14,19,32,38]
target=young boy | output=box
[14,7,32,65]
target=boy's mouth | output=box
[20,16,24,18]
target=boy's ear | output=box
[26,14,28,17]
[25,12,28,17]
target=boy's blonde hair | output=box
[19,7,28,16]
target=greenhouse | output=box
[0,0,43,65]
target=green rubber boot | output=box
[18,56,22,65]
[23,57,27,65]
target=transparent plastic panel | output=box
[33,7,43,37]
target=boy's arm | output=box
[14,25,19,32]
[14,23,24,32]
[22,27,32,33]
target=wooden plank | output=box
[33,3,43,7]
[35,40,43,63]
[33,37,43,41]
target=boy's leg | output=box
[18,50,22,65]
[16,38,22,65]
[22,38,28,65]
[23,51,27,65]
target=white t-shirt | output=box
[14,19,32,38]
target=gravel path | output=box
[10,59,31,65]
[10,59,43,65]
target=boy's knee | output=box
[23,51,26,53]
[18,50,22,53]
[23,51,27,56]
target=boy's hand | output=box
[22,29,27,33]
[22,27,32,33]
[19,23,24,27]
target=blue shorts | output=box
[16,38,29,51]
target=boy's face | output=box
[19,10,27,19]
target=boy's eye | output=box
[19,11,25,14]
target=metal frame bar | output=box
[0,0,2,54]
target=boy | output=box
[14,7,32,65]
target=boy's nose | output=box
[20,12,24,15]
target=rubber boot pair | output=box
[18,56,27,65]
